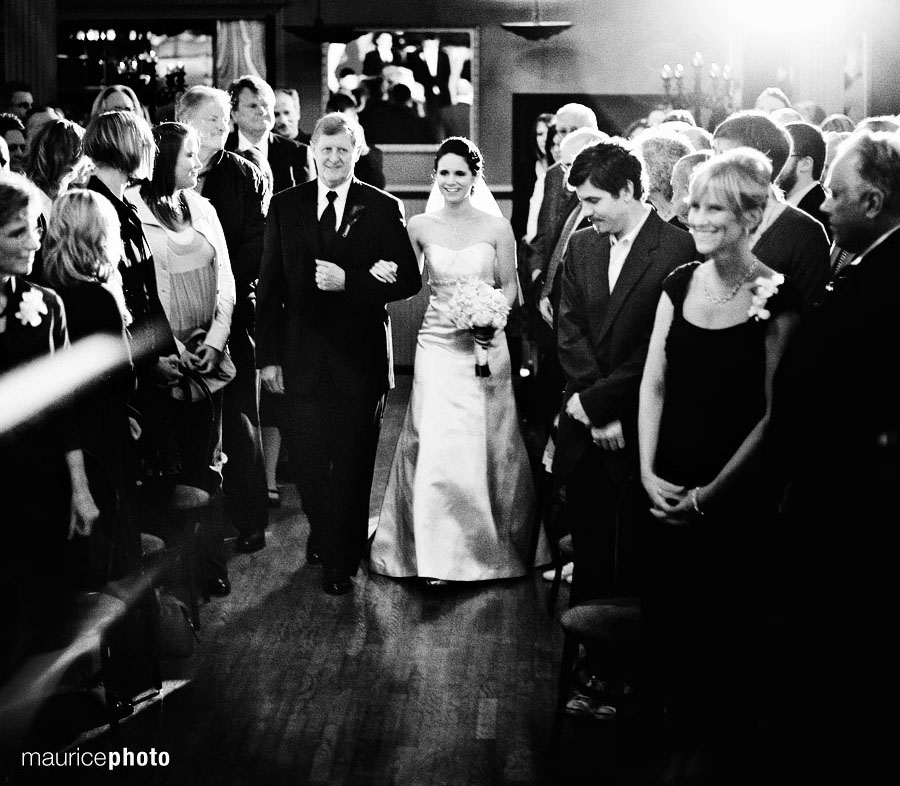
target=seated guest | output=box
[1,172,99,673]
[638,148,799,763]
[754,86,792,114]
[855,114,900,133]
[713,110,830,312]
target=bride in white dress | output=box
[370,137,546,584]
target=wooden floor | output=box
[9,373,652,786]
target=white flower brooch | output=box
[748,273,784,322]
[15,289,48,327]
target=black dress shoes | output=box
[306,543,322,566]
[207,576,231,597]
[235,530,266,554]
[322,568,352,595]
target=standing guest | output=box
[24,118,89,284]
[754,86,792,114]
[42,189,138,587]
[226,75,309,195]
[129,122,236,594]
[0,113,27,173]
[273,88,311,145]
[371,137,543,585]
[713,110,830,313]
[90,84,151,124]
[23,105,62,152]
[820,113,855,133]
[668,150,713,231]
[177,86,271,554]
[638,149,799,761]
[635,128,693,224]
[0,172,99,673]
[325,92,385,190]
[256,112,421,595]
[83,110,179,377]
[0,80,33,118]
[554,140,695,605]
[779,121,830,237]
[771,130,900,783]
[519,112,555,244]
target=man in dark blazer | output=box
[770,130,899,784]
[256,113,421,595]
[554,141,695,604]
[225,75,309,195]
[178,85,271,563]
[780,121,831,238]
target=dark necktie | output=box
[319,190,337,256]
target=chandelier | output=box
[661,52,735,128]
[501,0,573,41]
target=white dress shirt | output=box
[608,206,650,291]
[316,177,352,231]
[237,129,269,161]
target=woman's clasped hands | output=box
[642,470,698,526]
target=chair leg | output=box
[548,633,580,756]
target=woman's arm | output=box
[638,292,687,517]
[197,197,236,369]
[493,218,520,309]
[65,448,100,539]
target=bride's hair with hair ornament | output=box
[434,136,484,179]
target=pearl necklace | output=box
[701,261,758,305]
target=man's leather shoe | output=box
[322,568,352,595]
[235,530,266,554]
[207,576,231,597]
[306,543,322,566]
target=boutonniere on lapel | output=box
[14,289,48,327]
[341,204,367,239]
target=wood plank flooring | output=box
[9,373,633,786]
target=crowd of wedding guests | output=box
[517,95,897,780]
[2,70,897,778]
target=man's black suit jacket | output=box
[256,178,421,403]
[554,210,696,484]
[796,182,831,240]
[526,162,577,279]
[225,130,309,195]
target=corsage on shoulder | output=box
[748,273,784,322]
[15,289,48,327]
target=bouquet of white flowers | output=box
[447,279,510,377]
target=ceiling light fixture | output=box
[501,0,573,41]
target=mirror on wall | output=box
[323,28,477,150]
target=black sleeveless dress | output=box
[641,262,800,723]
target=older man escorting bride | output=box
[370,137,547,585]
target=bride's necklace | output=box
[442,209,477,237]
[702,260,758,305]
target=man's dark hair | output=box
[713,110,792,182]
[785,121,827,180]
[326,92,358,114]
[567,140,646,200]
[227,75,274,111]
[1,80,31,108]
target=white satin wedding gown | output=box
[370,241,546,581]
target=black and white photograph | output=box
[1,1,896,784]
